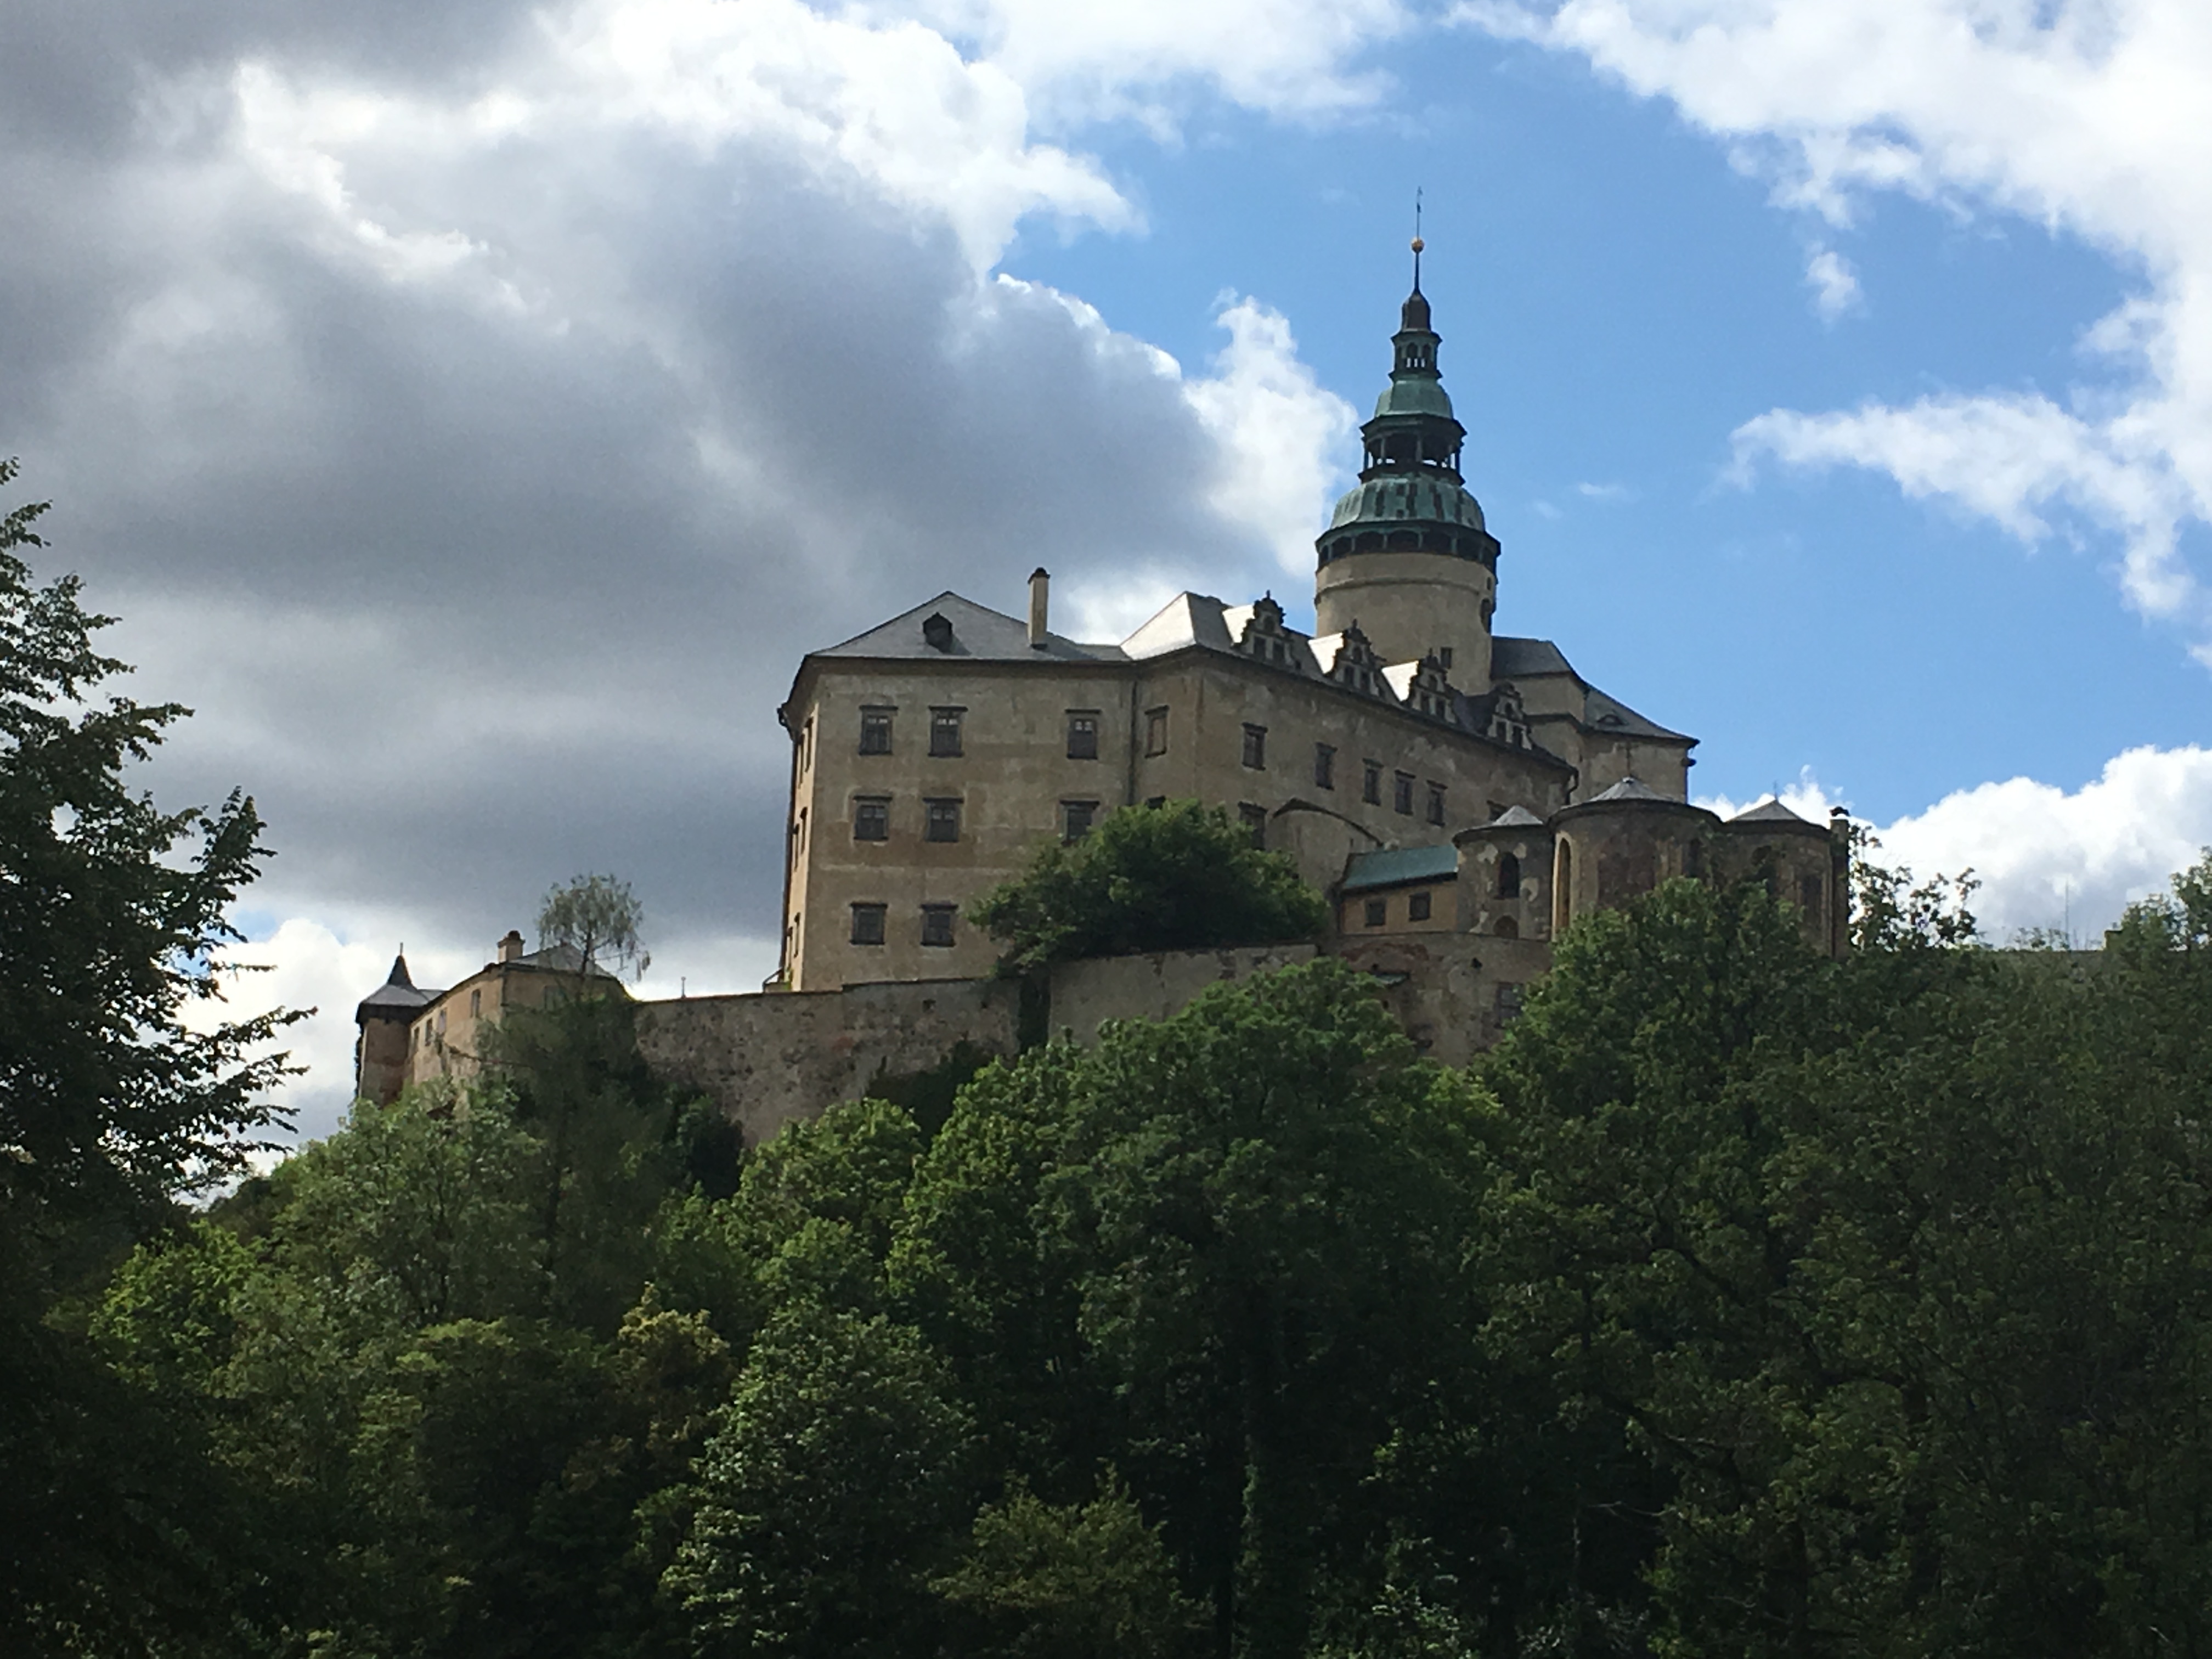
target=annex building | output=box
[772,254,1847,1011]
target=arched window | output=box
[1497,852,1522,900]
[1495,916,1519,939]
[1553,838,1575,935]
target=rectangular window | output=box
[1241,724,1267,769]
[1239,803,1267,848]
[1393,772,1415,815]
[859,707,894,754]
[1364,897,1387,928]
[469,988,481,1017]
[1062,800,1098,842]
[1363,761,1383,805]
[1313,743,1335,789]
[850,902,887,945]
[920,904,957,947]
[1145,707,1169,756]
[929,707,964,757]
[1408,890,1433,922]
[1426,782,1446,826]
[1066,710,1100,760]
[853,797,890,842]
[924,798,962,843]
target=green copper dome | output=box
[1316,274,1499,571]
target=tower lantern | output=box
[1313,240,1502,688]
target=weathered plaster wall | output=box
[635,977,1021,1147]
[1045,944,1319,1042]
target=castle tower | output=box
[1313,241,1502,689]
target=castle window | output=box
[1426,783,1446,826]
[859,707,893,754]
[1496,916,1520,939]
[1496,983,1525,1023]
[1239,803,1267,847]
[1066,711,1099,760]
[929,707,964,757]
[1313,743,1335,789]
[1498,852,1522,899]
[1145,707,1169,757]
[1685,839,1705,879]
[1062,800,1098,842]
[920,905,957,947]
[1408,891,1432,922]
[853,797,890,842]
[1799,874,1826,928]
[850,903,887,946]
[1363,761,1382,805]
[1393,772,1414,815]
[1364,898,1387,928]
[1242,724,1267,769]
[924,798,962,843]
[470,989,481,1017]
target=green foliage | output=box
[968,799,1328,973]
[0,460,300,1654]
[667,1305,977,1658]
[934,1472,1208,1658]
[538,872,650,981]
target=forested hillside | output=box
[10,469,2212,1656]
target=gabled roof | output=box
[1729,798,1817,825]
[812,591,1124,664]
[1486,804,1547,828]
[1342,844,1460,893]
[1491,635,1691,743]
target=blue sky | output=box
[2,0,2207,1135]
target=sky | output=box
[4,0,2210,1140]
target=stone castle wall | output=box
[635,976,1022,1147]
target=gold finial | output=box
[1410,189,1425,286]
[1410,235,1424,253]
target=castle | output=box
[358,253,1847,1121]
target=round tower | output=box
[1313,241,1502,687]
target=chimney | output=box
[1028,567,1050,650]
[498,929,525,963]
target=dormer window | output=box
[922,612,954,652]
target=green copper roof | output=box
[1374,375,1454,420]
[1327,473,1486,533]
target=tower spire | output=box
[1411,187,1424,292]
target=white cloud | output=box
[1803,245,1860,320]
[1702,747,2212,943]
[1458,0,2212,652]
[1184,294,1360,581]
[1574,479,1633,501]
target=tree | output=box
[968,800,1327,974]
[538,872,650,983]
[0,458,301,1651]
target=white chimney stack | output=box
[1028,567,1050,649]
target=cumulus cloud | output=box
[0,0,1405,1139]
[1702,747,2212,944]
[1457,0,2212,652]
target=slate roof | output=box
[357,953,439,1015]
[812,591,1125,664]
[1482,804,1547,828]
[1589,776,1673,804]
[1342,844,1460,893]
[1491,636,1692,743]
[1729,798,1819,826]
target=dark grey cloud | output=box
[0,2,1290,1006]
